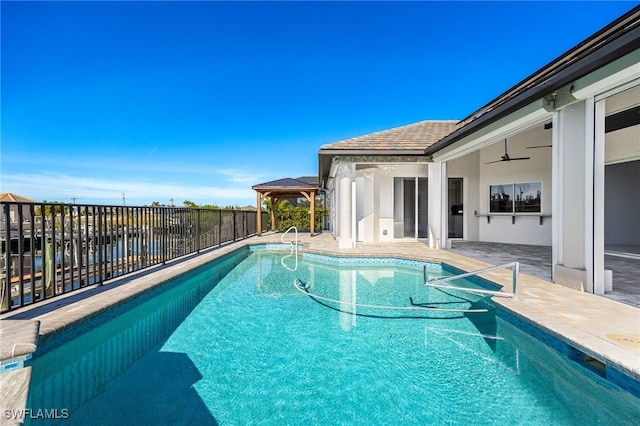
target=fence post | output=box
[161,208,167,264]
[97,207,103,285]
[1,203,11,311]
[232,208,237,241]
[244,211,248,238]
[29,204,36,302]
[218,209,222,245]
[196,209,201,253]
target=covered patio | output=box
[448,241,640,308]
[252,177,318,236]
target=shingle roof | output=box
[319,120,459,152]
[294,176,319,186]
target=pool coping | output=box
[1,232,639,416]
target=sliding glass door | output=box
[448,178,463,238]
[394,177,428,238]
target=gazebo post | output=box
[310,190,316,236]
[256,191,262,236]
[270,196,278,231]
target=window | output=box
[514,182,542,213]
[490,182,541,214]
[489,184,513,213]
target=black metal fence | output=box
[0,202,268,313]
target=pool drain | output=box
[606,334,640,348]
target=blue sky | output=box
[2,1,636,207]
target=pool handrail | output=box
[280,226,298,271]
[281,226,298,248]
[424,262,519,299]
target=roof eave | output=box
[252,186,317,191]
[318,149,426,156]
[318,149,428,186]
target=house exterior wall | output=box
[327,157,430,244]
[355,173,374,242]
[0,205,33,231]
[377,170,393,242]
[359,163,429,242]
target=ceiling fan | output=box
[485,139,530,164]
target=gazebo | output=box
[252,177,318,236]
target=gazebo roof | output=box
[252,177,318,197]
[252,177,317,190]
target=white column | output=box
[594,98,607,294]
[551,111,563,276]
[351,180,357,246]
[440,162,449,249]
[428,162,442,248]
[584,97,596,293]
[553,100,598,293]
[339,176,353,249]
[414,177,419,239]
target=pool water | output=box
[26,247,640,425]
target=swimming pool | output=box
[25,246,640,425]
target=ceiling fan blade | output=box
[486,139,530,164]
[526,145,552,149]
[485,156,530,164]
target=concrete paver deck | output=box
[449,240,640,308]
[1,231,639,413]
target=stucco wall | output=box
[355,162,429,242]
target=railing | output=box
[280,226,298,249]
[424,262,519,299]
[0,202,270,313]
[280,226,298,271]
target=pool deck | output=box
[1,231,639,418]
